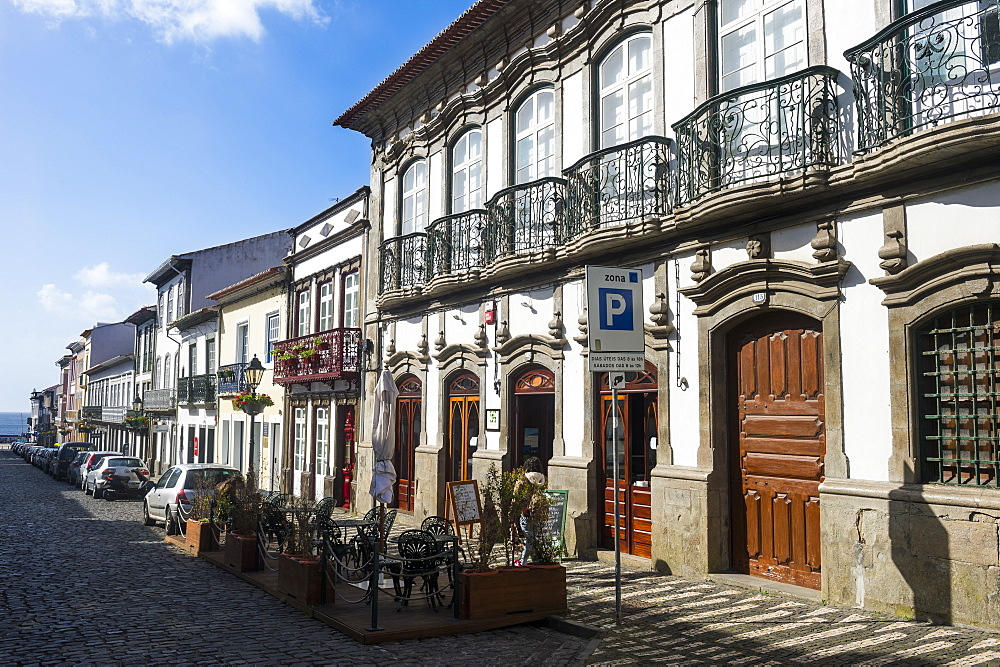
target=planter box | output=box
[278,555,334,606]
[224,532,259,572]
[459,565,567,620]
[186,520,218,552]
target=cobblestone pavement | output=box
[6,446,1000,666]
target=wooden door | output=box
[600,366,657,558]
[446,372,480,482]
[394,376,421,511]
[730,313,824,590]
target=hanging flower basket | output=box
[125,414,150,430]
[77,420,95,432]
[232,392,274,415]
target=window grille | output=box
[919,300,1000,486]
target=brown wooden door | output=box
[446,372,480,482]
[600,366,657,558]
[730,313,824,590]
[394,376,421,512]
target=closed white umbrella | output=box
[369,367,399,504]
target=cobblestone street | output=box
[4,447,1000,666]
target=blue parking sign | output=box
[599,288,633,330]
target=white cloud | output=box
[37,263,155,324]
[11,0,327,43]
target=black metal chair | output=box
[392,529,443,612]
[260,492,290,552]
[421,515,467,569]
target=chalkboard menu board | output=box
[544,489,568,557]
[447,480,482,527]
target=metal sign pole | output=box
[612,381,622,626]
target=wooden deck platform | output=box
[164,535,554,644]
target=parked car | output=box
[78,452,122,490]
[34,447,58,470]
[143,464,240,534]
[85,456,149,500]
[51,442,107,481]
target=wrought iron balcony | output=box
[846,0,1000,153]
[176,374,216,405]
[272,328,362,385]
[380,232,428,292]
[563,136,674,240]
[426,209,489,278]
[143,388,175,412]
[673,65,844,205]
[216,362,248,396]
[486,177,566,262]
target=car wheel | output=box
[84,481,92,496]
[165,508,177,535]
[94,487,103,499]
[143,503,156,527]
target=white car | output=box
[143,463,240,534]
[85,456,148,499]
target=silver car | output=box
[85,456,149,499]
[143,464,240,534]
[79,452,122,491]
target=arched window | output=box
[452,129,483,213]
[599,33,653,148]
[163,355,172,390]
[401,160,427,235]
[514,88,555,184]
[917,300,1000,487]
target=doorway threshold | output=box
[594,548,654,572]
[709,572,822,603]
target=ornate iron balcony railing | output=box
[216,362,248,396]
[272,328,363,384]
[426,209,489,277]
[380,232,428,292]
[143,388,175,412]
[673,65,844,205]
[177,374,216,405]
[486,177,566,262]
[846,0,1000,152]
[563,136,674,240]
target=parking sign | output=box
[586,266,644,371]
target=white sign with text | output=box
[586,265,644,372]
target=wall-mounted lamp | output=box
[484,301,497,325]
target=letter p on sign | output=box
[599,288,633,330]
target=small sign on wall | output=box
[485,409,500,431]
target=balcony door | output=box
[394,375,421,512]
[445,372,480,483]
[600,364,657,558]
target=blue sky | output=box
[0,0,473,411]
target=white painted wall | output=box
[394,317,423,356]
[772,224,818,263]
[429,150,444,221]
[711,239,749,274]
[662,8,696,130]
[670,253,701,467]
[294,236,363,280]
[562,280,587,458]
[906,182,1000,262]
[382,176,397,239]
[506,288,555,335]
[839,209,892,482]
[824,0,875,83]
[486,118,504,200]
[562,71,586,166]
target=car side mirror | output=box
[141,481,155,493]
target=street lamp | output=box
[241,355,266,479]
[131,393,144,459]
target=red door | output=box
[394,375,421,512]
[730,313,825,589]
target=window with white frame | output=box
[188,344,197,376]
[599,34,654,147]
[719,0,805,92]
[315,406,330,477]
[297,289,311,337]
[318,282,333,332]
[163,355,172,389]
[294,407,307,472]
[155,357,162,389]
[206,338,216,375]
[401,161,427,235]
[236,323,249,364]
[514,88,556,184]
[266,313,280,363]
[452,129,483,212]
[342,271,359,329]
[166,287,175,324]
[176,280,185,318]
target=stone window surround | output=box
[871,243,1000,485]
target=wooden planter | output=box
[225,532,259,572]
[459,565,567,619]
[186,520,218,552]
[278,555,334,606]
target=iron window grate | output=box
[918,301,1000,487]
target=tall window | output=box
[514,88,556,184]
[166,287,175,324]
[452,129,483,212]
[188,344,198,376]
[206,338,216,375]
[294,407,307,472]
[315,406,330,477]
[719,0,805,92]
[318,282,334,332]
[156,358,162,389]
[342,271,360,329]
[163,355,172,389]
[266,314,280,363]
[600,34,654,147]
[918,301,1000,487]
[236,323,249,364]
[176,280,185,318]
[297,290,311,337]
[401,161,427,235]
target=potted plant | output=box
[231,392,274,416]
[185,474,220,552]
[277,495,332,605]
[224,468,262,572]
[459,463,567,619]
[124,414,149,430]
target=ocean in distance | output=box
[0,412,32,436]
